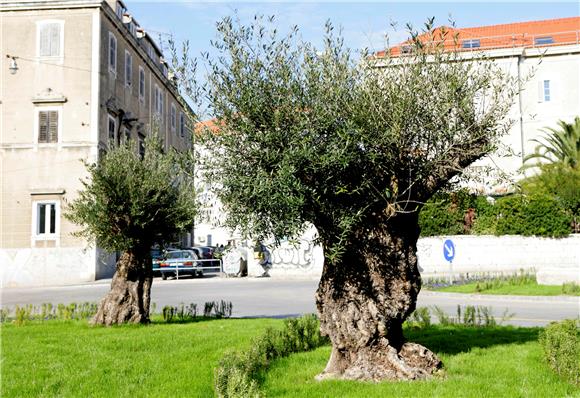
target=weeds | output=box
[2,300,231,325]
[409,305,502,328]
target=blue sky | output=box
[127,1,579,56]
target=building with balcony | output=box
[1,0,193,287]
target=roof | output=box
[377,16,580,57]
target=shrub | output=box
[214,314,328,397]
[562,282,580,295]
[494,194,570,237]
[539,319,580,386]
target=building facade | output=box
[1,0,192,287]
[376,17,580,193]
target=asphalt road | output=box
[2,276,578,327]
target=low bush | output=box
[420,190,572,237]
[538,319,580,386]
[214,314,328,398]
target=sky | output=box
[127,1,579,56]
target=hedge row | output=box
[419,191,571,238]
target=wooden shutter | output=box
[38,111,48,142]
[49,24,60,56]
[39,23,60,57]
[48,111,58,142]
[39,25,50,56]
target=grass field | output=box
[430,280,580,296]
[2,319,578,397]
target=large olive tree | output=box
[199,17,516,380]
[66,138,195,326]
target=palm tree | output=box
[523,117,580,169]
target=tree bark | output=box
[315,213,441,381]
[92,249,152,326]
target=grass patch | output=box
[262,326,580,397]
[431,280,580,296]
[1,317,279,397]
[3,318,579,397]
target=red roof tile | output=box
[376,16,580,57]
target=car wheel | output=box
[161,273,167,280]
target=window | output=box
[534,36,554,46]
[108,115,117,143]
[170,104,176,131]
[38,21,63,58]
[538,80,551,102]
[33,201,59,239]
[109,32,117,74]
[37,108,59,143]
[116,1,126,19]
[125,50,132,88]
[462,39,480,49]
[139,66,145,100]
[179,112,186,138]
[401,45,412,54]
[154,85,163,120]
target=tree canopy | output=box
[199,17,516,262]
[66,137,196,252]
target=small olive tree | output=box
[66,137,195,326]
[198,17,516,381]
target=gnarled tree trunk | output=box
[315,213,441,381]
[93,250,152,326]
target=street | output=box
[2,277,578,327]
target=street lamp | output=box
[6,54,18,75]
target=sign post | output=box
[443,239,455,285]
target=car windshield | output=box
[166,251,185,259]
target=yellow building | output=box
[1,0,192,287]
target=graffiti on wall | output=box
[271,239,316,270]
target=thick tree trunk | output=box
[315,214,441,381]
[92,250,152,326]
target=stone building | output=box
[1,0,192,287]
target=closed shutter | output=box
[38,111,48,142]
[49,24,60,56]
[48,111,58,142]
[39,23,61,57]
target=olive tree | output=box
[199,17,516,380]
[66,138,195,326]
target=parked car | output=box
[159,250,201,280]
[151,248,164,277]
[189,246,221,269]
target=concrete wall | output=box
[417,235,580,285]
[234,234,579,286]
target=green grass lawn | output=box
[262,326,580,397]
[2,320,578,397]
[429,280,580,296]
[1,318,279,397]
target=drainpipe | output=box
[517,49,526,166]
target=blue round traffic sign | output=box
[443,239,455,262]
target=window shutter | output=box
[39,25,50,56]
[48,111,58,142]
[50,24,60,56]
[38,111,48,142]
[537,81,544,103]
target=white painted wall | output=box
[0,247,115,288]
[233,234,579,286]
[417,235,580,284]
